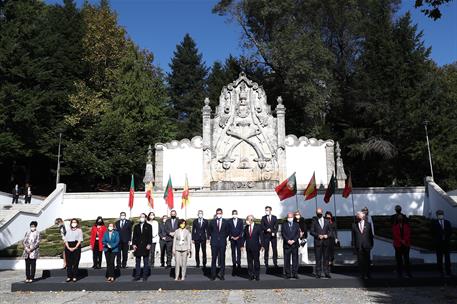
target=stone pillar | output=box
[202,97,212,189]
[276,96,287,181]
[154,144,164,190]
[335,142,347,188]
[143,145,154,185]
[325,141,335,186]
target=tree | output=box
[415,0,454,20]
[168,34,207,139]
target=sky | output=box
[45,0,457,73]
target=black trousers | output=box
[12,195,19,204]
[25,258,36,280]
[159,240,167,266]
[356,248,371,277]
[92,242,103,267]
[116,241,129,268]
[65,243,81,278]
[194,240,207,266]
[105,250,116,278]
[24,196,31,204]
[314,244,329,275]
[211,244,226,278]
[283,245,298,276]
[395,245,410,275]
[263,235,278,266]
[230,240,241,266]
[165,240,173,266]
[436,242,451,275]
[148,243,157,267]
[327,237,336,263]
[246,248,260,278]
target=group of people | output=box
[11,184,33,204]
[21,205,453,283]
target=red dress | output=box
[90,225,107,251]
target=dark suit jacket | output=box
[115,219,132,243]
[228,218,244,244]
[243,224,263,252]
[192,218,208,242]
[310,217,331,246]
[158,222,167,241]
[208,218,229,247]
[431,219,452,245]
[132,222,152,257]
[351,221,374,251]
[295,217,308,238]
[281,221,300,249]
[12,187,21,197]
[164,218,179,242]
[261,214,278,238]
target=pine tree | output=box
[168,34,207,139]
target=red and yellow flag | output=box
[304,172,317,200]
[146,181,154,209]
[181,174,189,209]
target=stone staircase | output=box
[0,204,44,227]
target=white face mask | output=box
[438,215,444,220]
[233,215,238,219]
[198,213,203,218]
[120,215,126,220]
[245,221,250,226]
[140,217,146,223]
[149,216,154,221]
[287,218,294,223]
[71,223,77,228]
[216,214,222,219]
[30,227,36,232]
[265,211,271,216]
[108,226,114,231]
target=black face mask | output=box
[171,215,176,219]
[97,220,102,225]
[317,213,323,218]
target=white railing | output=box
[425,176,457,226]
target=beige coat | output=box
[172,228,191,252]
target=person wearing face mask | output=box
[242,215,263,281]
[310,208,331,278]
[324,211,338,270]
[208,208,229,280]
[361,207,375,264]
[115,212,132,269]
[392,214,411,278]
[158,215,168,267]
[294,211,309,265]
[192,210,208,268]
[261,206,279,269]
[102,222,120,282]
[282,212,300,279]
[431,210,452,277]
[90,216,106,269]
[147,212,159,268]
[55,218,67,269]
[24,184,32,204]
[132,213,153,281]
[173,219,192,281]
[23,221,40,283]
[64,218,83,282]
[228,209,243,275]
[164,210,179,269]
[11,184,20,204]
[352,211,374,279]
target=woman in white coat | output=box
[147,212,160,268]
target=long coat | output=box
[132,222,153,257]
[22,231,41,259]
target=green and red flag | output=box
[181,174,189,209]
[275,172,297,201]
[304,172,318,200]
[324,173,336,203]
[146,181,154,209]
[164,175,174,209]
[342,173,352,198]
[128,174,135,210]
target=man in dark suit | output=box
[352,211,374,279]
[310,207,332,278]
[192,210,208,268]
[282,212,300,279]
[158,215,168,267]
[115,211,132,268]
[242,215,263,280]
[11,184,20,204]
[261,206,279,268]
[431,210,453,277]
[228,209,243,275]
[164,209,179,268]
[132,213,153,281]
[208,208,229,280]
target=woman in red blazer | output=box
[391,214,411,278]
[90,216,107,269]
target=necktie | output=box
[141,224,143,233]
[359,221,364,233]
[441,220,444,230]
[121,220,124,228]
[200,219,202,227]
[268,216,271,224]
[218,219,221,231]
[249,225,252,238]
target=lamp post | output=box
[56,132,62,186]
[423,120,434,180]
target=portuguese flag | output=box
[324,173,336,203]
[304,172,317,200]
[275,172,297,201]
[181,174,189,209]
[128,174,134,210]
[164,175,174,209]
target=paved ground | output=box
[1,269,456,303]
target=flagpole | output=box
[314,195,318,211]
[333,192,337,225]
[295,194,299,211]
[351,192,356,223]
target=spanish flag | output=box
[181,174,189,209]
[146,181,154,209]
[304,172,317,200]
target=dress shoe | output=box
[220,275,225,281]
[324,274,331,279]
[255,276,260,281]
[315,274,321,279]
[165,265,171,269]
[132,277,140,281]
[284,275,291,279]
[210,277,216,281]
[293,274,299,279]
[249,276,254,281]
[196,264,200,268]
